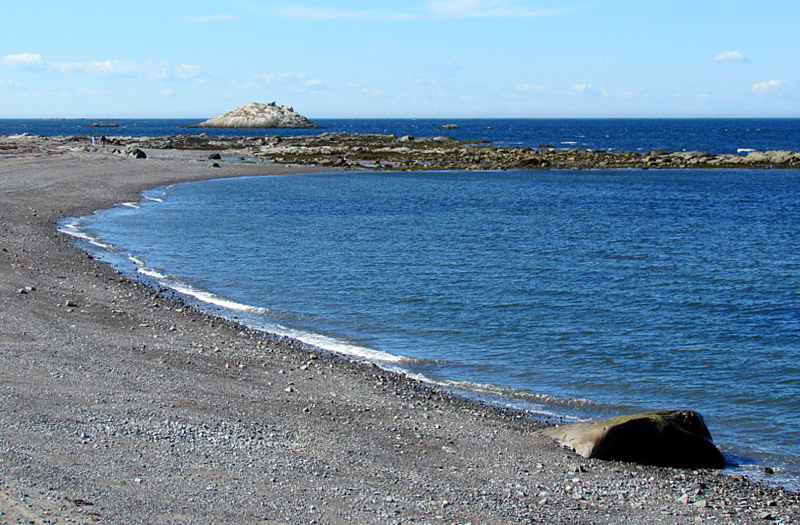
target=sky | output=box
[1,0,798,118]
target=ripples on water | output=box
[70,168,800,488]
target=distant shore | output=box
[1,136,798,523]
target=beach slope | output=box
[1,141,797,523]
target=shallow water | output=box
[67,168,800,489]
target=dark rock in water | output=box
[208,153,222,160]
[440,123,460,129]
[539,410,726,469]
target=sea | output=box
[12,117,798,489]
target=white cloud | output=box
[4,53,209,82]
[263,1,567,20]
[84,60,141,76]
[185,14,242,23]
[426,0,565,18]
[246,71,328,91]
[571,83,593,93]
[176,64,202,79]
[268,5,413,21]
[303,78,327,89]
[0,79,17,88]
[516,83,546,93]
[2,53,46,70]
[714,51,749,63]
[752,79,786,92]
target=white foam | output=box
[120,202,140,209]
[398,372,586,419]
[737,148,756,153]
[88,239,115,250]
[128,255,146,266]
[137,266,167,279]
[266,324,409,363]
[165,281,270,315]
[143,196,165,203]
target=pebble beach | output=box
[1,136,798,523]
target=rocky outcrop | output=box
[539,410,726,469]
[197,102,319,129]
[113,145,146,159]
[17,133,798,170]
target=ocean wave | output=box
[58,220,116,250]
[136,266,167,280]
[264,324,411,364]
[399,373,590,419]
[163,281,270,315]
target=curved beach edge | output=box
[1,141,797,523]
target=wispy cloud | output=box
[1,53,46,71]
[175,64,203,79]
[571,83,596,94]
[247,71,328,91]
[3,52,209,82]
[260,1,569,21]
[184,14,242,23]
[265,5,413,21]
[516,83,546,93]
[714,51,750,63]
[752,79,787,93]
[426,0,568,19]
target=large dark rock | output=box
[539,410,726,469]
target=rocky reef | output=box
[7,132,799,171]
[196,102,319,129]
[246,132,800,170]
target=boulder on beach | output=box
[539,410,726,469]
[197,102,319,129]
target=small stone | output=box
[694,499,708,508]
[758,511,775,520]
[763,466,775,475]
[678,494,691,504]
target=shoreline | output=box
[1,139,798,522]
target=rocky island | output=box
[196,101,319,129]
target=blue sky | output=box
[1,0,798,118]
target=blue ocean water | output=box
[65,167,800,489]
[3,117,799,154]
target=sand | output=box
[1,137,797,523]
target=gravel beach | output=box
[1,137,798,523]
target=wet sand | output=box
[1,137,797,523]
